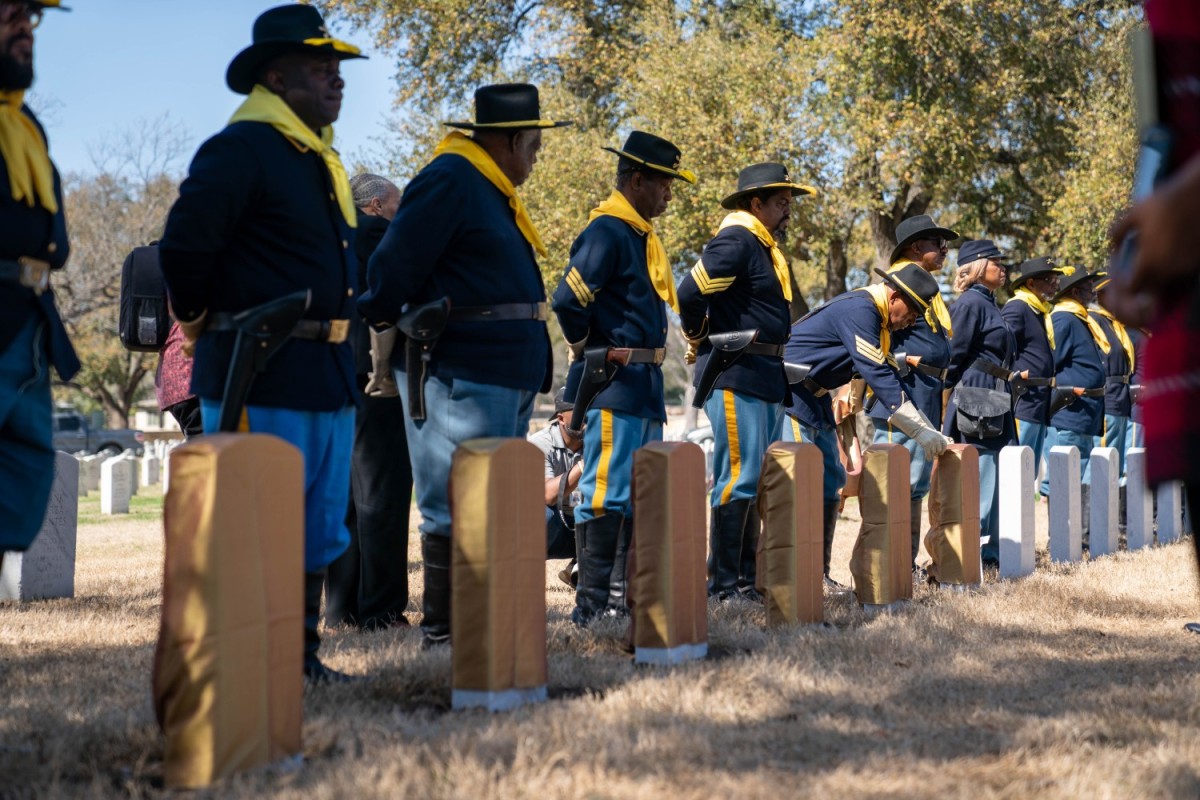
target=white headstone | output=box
[998,445,1035,578]
[75,453,89,497]
[1,452,78,601]
[100,456,131,514]
[1048,445,1082,563]
[1125,449,1153,550]
[120,453,139,497]
[1157,481,1183,545]
[139,454,160,487]
[1089,447,1119,557]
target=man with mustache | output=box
[0,1,79,565]
[677,163,813,601]
[158,4,366,683]
[552,131,695,625]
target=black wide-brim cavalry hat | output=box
[33,1,70,11]
[874,263,941,312]
[720,162,815,209]
[1007,255,1066,288]
[603,130,697,184]
[226,4,366,95]
[1051,263,1100,300]
[444,83,573,130]
[890,214,960,265]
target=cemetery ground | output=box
[4,493,1200,799]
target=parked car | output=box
[52,412,144,457]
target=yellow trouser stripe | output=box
[592,409,613,515]
[721,391,741,504]
[790,417,802,442]
[1101,417,1107,447]
[1015,418,1021,438]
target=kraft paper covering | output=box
[450,438,547,704]
[850,444,913,605]
[630,442,708,655]
[755,443,823,626]
[924,445,981,586]
[153,434,304,789]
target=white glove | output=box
[567,336,587,363]
[888,400,951,460]
[365,327,399,398]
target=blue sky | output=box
[30,1,399,176]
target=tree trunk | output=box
[824,236,849,300]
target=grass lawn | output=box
[3,499,1200,798]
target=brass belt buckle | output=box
[326,319,350,344]
[18,256,50,296]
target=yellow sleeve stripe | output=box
[690,260,735,295]
[565,267,595,307]
[855,335,885,364]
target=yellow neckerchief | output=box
[434,130,546,257]
[717,210,792,301]
[890,260,951,337]
[1010,286,1056,349]
[590,190,678,311]
[1052,298,1110,354]
[230,85,356,228]
[856,283,892,356]
[0,91,57,213]
[1090,306,1135,371]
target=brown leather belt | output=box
[1106,375,1130,385]
[208,313,350,344]
[0,257,50,295]
[449,302,547,322]
[607,347,665,365]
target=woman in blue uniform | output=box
[942,240,1017,566]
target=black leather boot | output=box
[709,499,750,600]
[572,513,623,626]
[304,570,355,684]
[737,501,763,601]
[606,515,632,616]
[420,535,451,647]
[822,500,848,592]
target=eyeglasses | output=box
[0,2,43,29]
[921,237,948,250]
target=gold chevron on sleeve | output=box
[565,266,595,307]
[855,334,886,364]
[690,259,735,295]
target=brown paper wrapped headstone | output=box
[450,438,547,711]
[924,444,982,586]
[629,441,707,664]
[755,442,823,626]
[850,443,913,607]
[153,434,304,789]
[835,416,863,501]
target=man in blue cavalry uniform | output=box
[677,162,813,601]
[784,263,948,587]
[552,131,695,625]
[359,83,568,647]
[0,0,77,561]
[868,214,958,570]
[1092,276,1137,478]
[1047,265,1108,536]
[1000,256,1066,485]
[159,5,366,682]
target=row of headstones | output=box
[997,445,1187,577]
[76,443,183,514]
[1,442,184,601]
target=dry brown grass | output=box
[4,495,1200,799]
